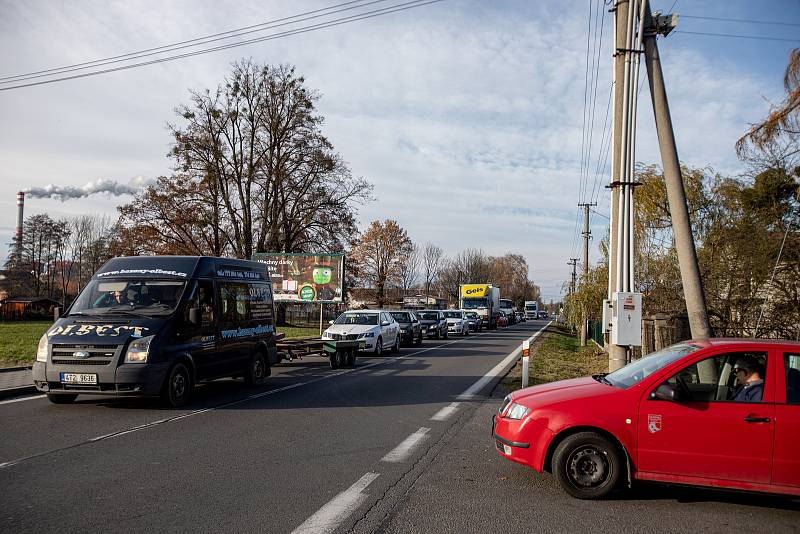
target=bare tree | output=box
[397,243,420,291]
[421,242,444,297]
[349,220,413,307]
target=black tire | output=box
[47,393,77,404]
[346,349,356,368]
[244,352,268,386]
[552,432,623,500]
[415,332,423,346]
[391,335,400,353]
[162,362,192,408]
[374,337,383,356]
[434,329,440,340]
[443,329,448,339]
[329,352,339,370]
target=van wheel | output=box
[162,363,192,408]
[47,393,77,404]
[552,432,622,500]
[245,352,268,386]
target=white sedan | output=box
[322,310,400,355]
[442,310,470,336]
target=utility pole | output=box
[643,6,711,339]
[568,258,578,295]
[606,0,633,372]
[579,202,596,346]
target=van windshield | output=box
[69,279,187,317]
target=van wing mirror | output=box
[188,307,201,325]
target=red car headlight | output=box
[504,402,530,420]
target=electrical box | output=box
[610,292,642,346]
[602,299,612,333]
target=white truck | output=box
[459,284,500,329]
[524,300,539,319]
[498,298,517,325]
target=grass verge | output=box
[0,321,51,368]
[500,323,608,394]
[0,322,322,369]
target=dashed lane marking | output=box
[381,427,431,463]
[290,472,380,534]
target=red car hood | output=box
[511,376,616,405]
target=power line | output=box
[0,0,444,91]
[0,0,388,84]
[680,15,800,28]
[673,30,800,43]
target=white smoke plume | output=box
[25,176,156,201]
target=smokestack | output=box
[15,191,24,256]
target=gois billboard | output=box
[252,253,344,303]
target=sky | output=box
[1,0,798,302]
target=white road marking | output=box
[0,394,45,405]
[430,402,460,421]
[290,472,379,534]
[456,321,551,400]
[381,427,430,463]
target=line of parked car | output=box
[321,307,524,355]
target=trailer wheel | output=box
[346,349,356,367]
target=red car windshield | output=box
[603,342,702,389]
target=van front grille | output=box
[51,343,122,366]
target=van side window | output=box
[786,353,800,405]
[219,282,250,323]
[663,352,767,403]
[184,280,215,324]
[248,282,274,321]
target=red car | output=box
[496,312,509,328]
[493,338,800,499]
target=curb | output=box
[0,366,33,373]
[0,385,38,400]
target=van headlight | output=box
[504,402,530,420]
[36,334,49,362]
[125,335,155,363]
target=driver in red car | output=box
[731,358,764,402]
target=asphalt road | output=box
[0,320,545,534]
[2,320,798,534]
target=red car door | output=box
[772,350,800,488]
[637,349,775,484]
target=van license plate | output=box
[60,372,98,385]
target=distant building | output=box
[0,296,61,320]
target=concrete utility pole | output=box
[568,258,578,295]
[579,202,596,346]
[643,6,712,339]
[607,0,631,371]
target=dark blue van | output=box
[32,256,277,407]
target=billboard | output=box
[252,253,344,303]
